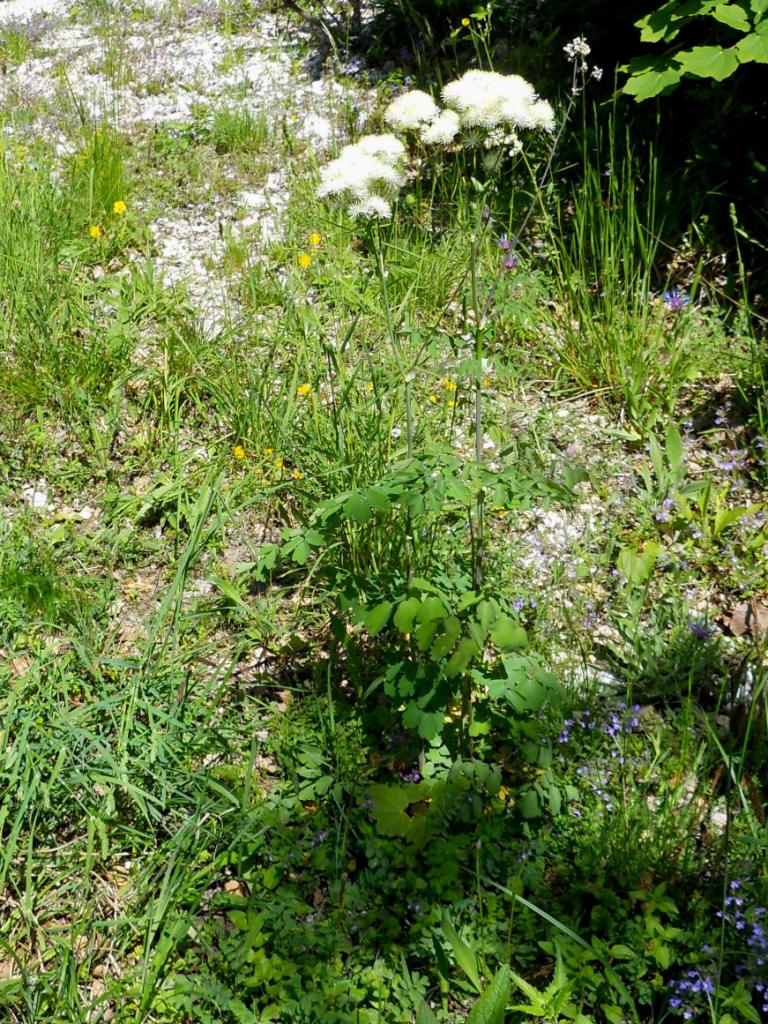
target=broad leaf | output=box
[368,784,412,837]
[490,616,528,653]
[441,912,482,993]
[623,61,683,99]
[712,2,751,30]
[394,597,421,634]
[677,44,740,79]
[617,541,661,585]
[445,637,479,678]
[364,601,393,636]
[466,966,511,1024]
[344,492,372,523]
[415,1000,438,1024]
[736,25,768,61]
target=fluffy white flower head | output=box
[348,195,392,219]
[527,99,555,132]
[384,89,440,131]
[355,133,406,162]
[317,143,404,201]
[317,135,405,220]
[442,70,538,130]
[420,108,460,146]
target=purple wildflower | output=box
[689,619,714,641]
[663,288,689,311]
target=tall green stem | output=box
[372,226,413,459]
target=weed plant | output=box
[0,4,766,1023]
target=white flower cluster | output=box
[384,89,439,131]
[563,36,591,61]
[317,133,406,220]
[382,72,554,155]
[442,70,555,132]
[317,72,554,218]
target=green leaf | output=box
[415,1000,438,1024]
[394,597,421,634]
[548,785,562,816]
[466,966,511,1024]
[508,966,545,1007]
[609,944,635,959]
[490,616,528,653]
[518,788,540,819]
[712,3,751,30]
[211,576,248,609]
[446,637,479,678]
[617,541,661,585]
[677,44,740,79]
[344,492,372,523]
[626,60,684,98]
[664,421,684,476]
[365,486,391,512]
[736,25,768,61]
[414,620,439,652]
[403,704,445,739]
[441,912,482,993]
[368,784,412,836]
[649,432,665,484]
[364,601,393,636]
[416,596,448,623]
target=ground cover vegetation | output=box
[0,0,766,1021]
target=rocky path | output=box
[0,0,368,327]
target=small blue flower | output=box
[663,288,690,311]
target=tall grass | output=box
[547,114,708,428]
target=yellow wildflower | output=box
[447,399,458,410]
[275,457,284,470]
[365,382,374,394]
[262,446,274,456]
[442,379,457,392]
[298,252,312,269]
[297,383,311,396]
[232,444,246,460]
[292,468,304,480]
[461,17,470,27]
[112,200,127,215]
[308,232,322,247]
[89,224,102,239]
[428,394,438,404]
[482,377,492,388]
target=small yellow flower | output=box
[112,200,127,215]
[365,382,374,394]
[275,457,284,470]
[262,446,274,456]
[428,394,438,404]
[297,383,311,396]
[89,224,102,239]
[292,468,304,480]
[298,252,312,269]
[447,399,458,410]
[442,379,457,392]
[482,377,492,388]
[308,232,322,247]
[461,17,471,27]
[232,444,246,460]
